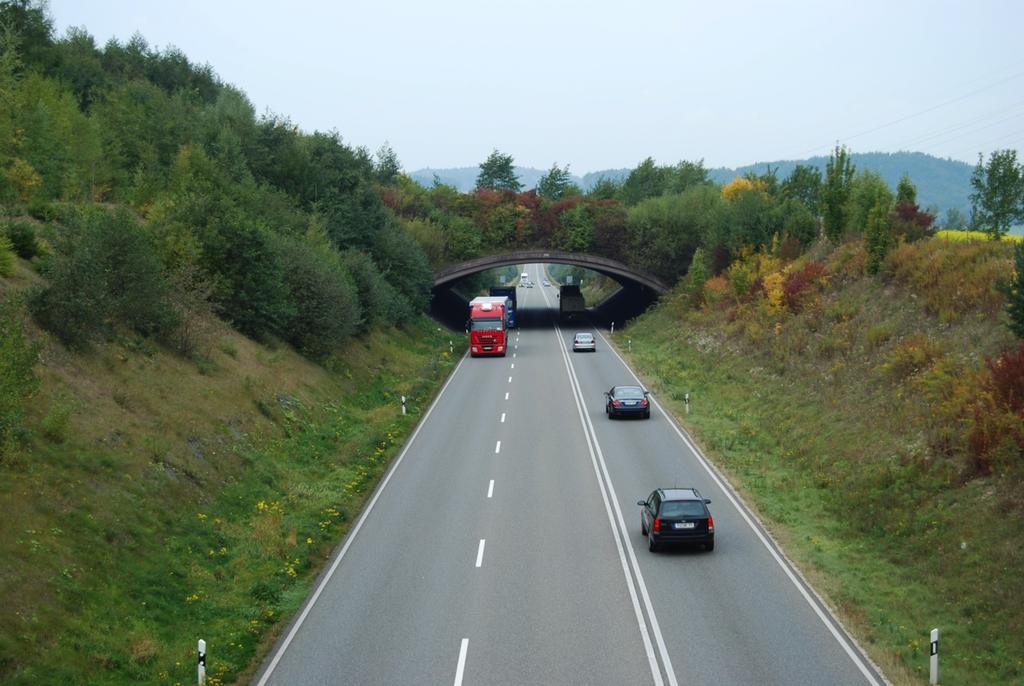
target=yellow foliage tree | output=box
[763,272,785,312]
[3,158,41,205]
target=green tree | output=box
[895,173,917,206]
[821,145,855,240]
[552,202,594,252]
[666,159,709,194]
[779,198,817,248]
[620,157,668,205]
[970,149,1024,240]
[587,176,620,200]
[844,170,893,235]
[374,141,401,185]
[537,163,572,199]
[782,164,822,215]
[944,207,968,230]
[681,247,709,306]
[864,198,893,275]
[475,149,521,192]
[999,241,1024,338]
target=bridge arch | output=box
[433,250,669,294]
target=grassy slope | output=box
[0,258,462,685]
[613,238,1023,685]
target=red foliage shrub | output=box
[782,261,828,312]
[891,202,935,242]
[987,343,1024,415]
[968,344,1024,474]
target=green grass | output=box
[0,317,462,685]
[613,252,1024,685]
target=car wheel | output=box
[648,534,658,552]
[705,540,715,552]
[644,409,651,419]
[641,518,648,536]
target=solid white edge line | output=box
[593,328,886,686]
[254,351,471,686]
[557,325,678,686]
[553,325,664,686]
[475,539,486,567]
[453,638,469,686]
[488,479,494,498]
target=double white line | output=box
[554,323,678,686]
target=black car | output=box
[637,488,714,552]
[605,385,650,419]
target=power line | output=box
[793,61,1024,159]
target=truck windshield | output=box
[471,318,503,331]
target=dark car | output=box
[572,332,596,352]
[605,385,650,419]
[637,488,714,552]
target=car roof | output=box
[612,385,643,392]
[574,332,593,338]
[658,488,703,501]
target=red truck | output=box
[468,301,507,357]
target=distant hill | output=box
[410,152,974,219]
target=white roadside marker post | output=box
[930,628,939,684]
[628,338,632,352]
[611,321,615,334]
[197,639,206,685]
[401,395,407,416]
[684,392,690,415]
[449,340,453,354]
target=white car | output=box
[543,279,551,287]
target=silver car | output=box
[572,332,596,352]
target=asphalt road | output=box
[253,265,887,686]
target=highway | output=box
[253,264,887,686]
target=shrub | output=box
[0,300,41,455]
[341,249,409,330]
[0,237,14,277]
[4,222,41,259]
[30,207,177,348]
[277,237,361,358]
[782,261,828,312]
[879,334,943,380]
[887,238,1012,320]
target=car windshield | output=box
[614,387,644,399]
[471,318,503,331]
[660,501,706,518]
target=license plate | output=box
[674,522,695,529]
[625,401,637,406]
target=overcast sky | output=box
[48,0,1024,174]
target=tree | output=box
[1000,241,1024,339]
[587,176,620,200]
[537,163,572,200]
[620,157,668,205]
[821,145,855,241]
[970,150,1024,240]
[667,159,709,194]
[782,164,822,216]
[844,170,893,235]
[944,207,968,230]
[374,141,401,185]
[864,198,893,275]
[895,173,917,206]
[475,149,521,192]
[891,175,935,242]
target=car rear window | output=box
[576,334,593,341]
[615,387,644,399]
[659,501,706,518]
